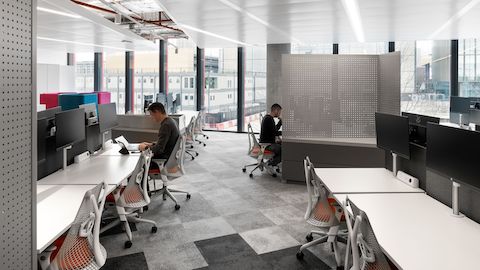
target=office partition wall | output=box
[0,0,35,268]
[282,52,401,139]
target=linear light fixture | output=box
[178,24,254,47]
[429,0,480,39]
[38,36,130,51]
[216,0,302,44]
[37,6,82,19]
[341,0,365,43]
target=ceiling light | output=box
[37,6,82,19]
[341,0,365,43]
[216,0,302,44]
[38,36,131,51]
[429,0,480,39]
[178,24,254,47]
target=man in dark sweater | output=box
[139,102,180,159]
[260,103,283,166]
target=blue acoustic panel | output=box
[58,93,98,111]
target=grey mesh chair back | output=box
[345,198,392,270]
[304,156,339,227]
[194,112,204,134]
[118,150,153,208]
[163,134,186,177]
[49,182,108,270]
[186,116,196,141]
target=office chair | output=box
[344,197,392,270]
[194,111,208,144]
[296,157,347,267]
[242,123,278,178]
[185,116,199,160]
[148,134,191,210]
[101,150,158,249]
[39,182,108,270]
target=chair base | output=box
[149,181,191,210]
[242,160,280,178]
[297,226,347,267]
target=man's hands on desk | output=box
[139,142,153,151]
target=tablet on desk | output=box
[115,135,140,151]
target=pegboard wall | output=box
[282,53,400,139]
[0,0,34,269]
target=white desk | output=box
[37,184,115,253]
[335,193,480,270]
[314,168,424,194]
[38,155,139,186]
[94,144,142,157]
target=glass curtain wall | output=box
[104,52,126,114]
[339,42,388,54]
[168,39,197,112]
[397,40,451,119]
[459,39,480,97]
[291,43,333,54]
[204,48,238,131]
[135,50,159,114]
[244,46,267,132]
[75,53,94,92]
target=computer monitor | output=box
[450,96,472,125]
[375,112,410,159]
[98,103,118,133]
[426,123,480,191]
[55,108,86,150]
[38,106,61,120]
[401,112,440,146]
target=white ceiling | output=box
[37,0,158,54]
[156,0,480,48]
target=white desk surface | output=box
[314,168,424,194]
[334,193,480,270]
[38,155,140,186]
[94,144,142,157]
[37,184,116,253]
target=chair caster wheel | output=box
[196,153,199,157]
[191,157,195,161]
[125,241,132,249]
[272,173,277,178]
[203,144,206,147]
[296,251,304,260]
[249,173,253,178]
[186,194,191,200]
[276,168,281,173]
[143,206,149,211]
[175,204,181,210]
[242,168,246,172]
[151,226,158,233]
[306,233,313,242]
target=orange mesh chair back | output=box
[247,123,273,159]
[304,157,341,227]
[345,198,392,270]
[49,182,108,270]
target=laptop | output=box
[115,136,140,152]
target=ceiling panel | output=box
[156,0,480,48]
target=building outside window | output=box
[339,42,388,54]
[104,52,125,114]
[244,46,267,132]
[291,43,332,54]
[75,53,94,93]
[397,40,451,119]
[168,39,197,111]
[459,39,480,97]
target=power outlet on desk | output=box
[396,171,419,188]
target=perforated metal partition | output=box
[282,53,400,139]
[0,0,35,269]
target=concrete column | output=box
[267,43,291,108]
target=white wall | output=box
[37,64,75,109]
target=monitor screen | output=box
[450,96,472,114]
[98,103,118,133]
[427,123,480,191]
[55,108,86,149]
[375,112,410,159]
[38,106,61,120]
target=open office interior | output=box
[3,0,480,269]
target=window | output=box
[339,42,388,54]
[244,46,267,132]
[204,48,238,131]
[75,53,94,93]
[459,39,480,97]
[150,78,154,83]
[168,39,197,111]
[397,40,451,119]
[104,52,125,114]
[291,43,332,54]
[190,95,194,100]
[135,50,160,114]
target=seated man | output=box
[260,103,283,166]
[139,102,180,160]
